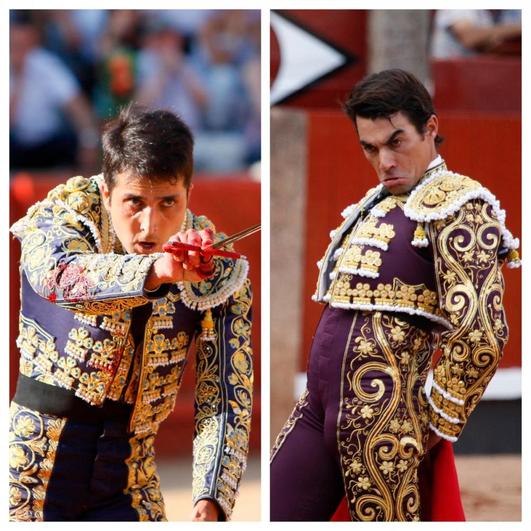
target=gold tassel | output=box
[412,222,429,247]
[414,223,426,241]
[200,308,217,342]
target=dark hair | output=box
[343,69,443,146]
[102,104,194,190]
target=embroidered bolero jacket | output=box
[312,161,520,443]
[10,175,253,519]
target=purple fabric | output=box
[270,307,354,521]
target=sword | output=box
[162,223,260,259]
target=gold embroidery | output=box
[125,434,166,521]
[407,172,482,218]
[192,280,253,519]
[338,312,434,521]
[340,245,382,276]
[353,216,396,248]
[329,278,440,317]
[9,402,67,521]
[428,200,508,440]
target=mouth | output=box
[382,176,408,187]
[134,242,157,254]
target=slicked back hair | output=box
[102,104,194,190]
[343,69,443,146]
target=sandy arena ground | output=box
[157,454,520,521]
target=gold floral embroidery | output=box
[428,200,508,440]
[192,280,253,519]
[125,434,166,521]
[9,402,67,521]
[338,312,434,521]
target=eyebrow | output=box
[123,193,181,201]
[360,128,404,149]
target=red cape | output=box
[331,440,466,521]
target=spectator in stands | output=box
[135,20,207,132]
[10,15,99,172]
[191,10,259,172]
[432,10,521,58]
[93,10,143,119]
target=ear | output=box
[99,180,111,210]
[425,114,439,139]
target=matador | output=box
[9,106,253,521]
[270,69,520,521]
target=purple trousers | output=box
[270,306,436,521]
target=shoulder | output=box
[340,184,383,220]
[404,170,488,222]
[11,175,109,251]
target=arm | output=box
[449,19,521,52]
[12,182,159,313]
[192,278,253,520]
[428,199,508,441]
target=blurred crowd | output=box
[10,10,261,176]
[431,9,521,58]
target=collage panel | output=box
[270,8,521,522]
[9,8,260,522]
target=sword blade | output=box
[211,223,261,249]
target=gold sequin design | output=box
[18,314,132,406]
[125,433,167,521]
[192,280,253,519]
[329,278,441,317]
[129,295,191,436]
[9,402,67,521]
[338,311,434,521]
[428,200,508,439]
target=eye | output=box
[390,137,402,148]
[162,198,176,207]
[363,145,376,155]
[128,197,142,206]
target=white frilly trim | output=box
[333,248,344,260]
[507,259,521,269]
[329,229,338,239]
[431,380,465,406]
[327,301,453,329]
[337,266,379,279]
[341,203,357,219]
[323,293,331,302]
[404,174,519,252]
[429,423,458,443]
[411,237,429,248]
[316,259,324,269]
[427,394,462,424]
[349,237,388,251]
[370,207,387,218]
[329,271,337,280]
[176,257,249,311]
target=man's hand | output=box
[145,228,214,290]
[191,499,220,521]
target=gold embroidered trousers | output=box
[271,307,436,521]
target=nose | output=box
[378,148,396,173]
[139,206,158,235]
